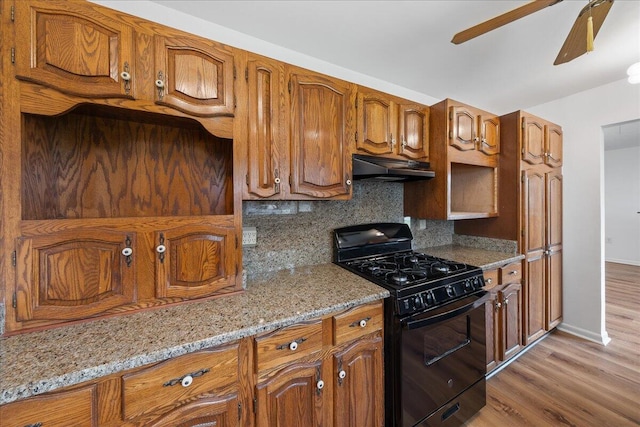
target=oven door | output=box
[399,292,488,427]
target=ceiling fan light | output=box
[628,62,640,84]
[586,15,594,52]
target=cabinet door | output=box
[255,360,327,427]
[0,385,96,427]
[15,0,133,98]
[148,395,239,427]
[288,69,355,199]
[154,35,235,117]
[155,225,236,300]
[333,336,384,427]
[485,290,499,373]
[545,124,563,167]
[449,106,477,151]
[522,169,546,344]
[15,229,136,322]
[499,282,523,361]
[356,89,396,156]
[398,103,429,160]
[246,55,285,199]
[478,113,500,156]
[546,170,563,329]
[521,117,545,165]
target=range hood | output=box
[352,154,435,182]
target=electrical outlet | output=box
[243,227,257,247]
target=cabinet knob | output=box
[486,278,493,284]
[289,341,298,351]
[338,370,346,380]
[181,375,193,387]
[346,179,352,186]
[156,244,166,254]
[316,379,325,390]
[121,62,131,95]
[156,71,165,99]
[495,301,502,311]
[359,319,367,328]
[509,270,518,275]
[120,71,131,81]
[121,247,133,257]
[274,177,281,184]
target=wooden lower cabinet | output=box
[485,262,523,374]
[0,385,97,427]
[0,301,384,427]
[333,335,384,427]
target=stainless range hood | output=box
[352,154,435,182]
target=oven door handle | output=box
[403,291,489,330]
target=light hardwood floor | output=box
[465,262,640,426]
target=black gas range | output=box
[334,223,488,427]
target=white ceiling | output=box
[147,0,640,115]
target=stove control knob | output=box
[446,286,455,297]
[464,279,472,290]
[412,295,424,311]
[423,291,435,306]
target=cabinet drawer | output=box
[500,262,522,283]
[483,269,499,290]
[254,320,323,373]
[0,385,96,427]
[333,302,383,346]
[122,344,239,421]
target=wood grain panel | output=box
[398,103,429,160]
[22,109,233,220]
[522,116,545,165]
[15,0,133,98]
[122,344,239,421]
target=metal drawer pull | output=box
[349,317,371,328]
[163,368,210,387]
[276,337,307,351]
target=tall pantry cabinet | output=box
[455,111,563,345]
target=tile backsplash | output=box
[242,180,454,277]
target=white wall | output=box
[605,145,640,266]
[528,79,640,345]
[90,0,439,106]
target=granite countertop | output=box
[418,244,524,270]
[0,263,389,405]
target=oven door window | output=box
[400,296,486,426]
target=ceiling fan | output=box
[451,0,615,65]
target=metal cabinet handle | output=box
[163,368,210,387]
[276,337,307,351]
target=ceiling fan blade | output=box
[451,0,563,44]
[554,0,614,65]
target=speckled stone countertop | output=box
[0,264,388,405]
[418,244,524,270]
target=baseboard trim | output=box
[605,258,640,267]
[556,323,611,346]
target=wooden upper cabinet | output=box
[14,0,134,98]
[479,113,500,156]
[522,115,562,167]
[545,124,563,167]
[155,225,236,300]
[356,88,396,156]
[15,228,136,322]
[522,116,545,165]
[154,35,235,117]
[398,102,429,160]
[355,87,428,160]
[288,68,355,199]
[450,106,477,151]
[449,104,499,155]
[245,54,285,199]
